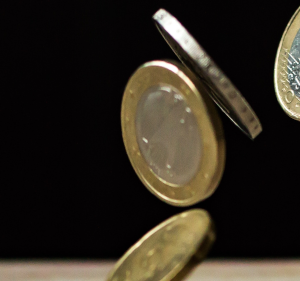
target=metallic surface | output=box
[121,60,225,206]
[106,209,215,281]
[153,9,262,140]
[135,84,203,186]
[275,6,300,120]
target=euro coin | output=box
[153,9,262,139]
[106,209,215,281]
[121,60,225,206]
[275,6,300,120]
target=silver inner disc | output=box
[288,28,300,98]
[135,84,202,186]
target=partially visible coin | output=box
[275,6,300,120]
[121,60,225,206]
[106,209,215,281]
[153,9,262,140]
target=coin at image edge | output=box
[106,209,215,281]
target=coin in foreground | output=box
[275,6,300,120]
[121,60,225,206]
[153,9,262,139]
[106,209,215,281]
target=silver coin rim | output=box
[153,8,262,139]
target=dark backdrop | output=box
[1,1,299,259]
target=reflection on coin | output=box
[121,60,225,206]
[153,9,262,140]
[135,84,202,186]
[274,6,300,120]
[106,209,215,281]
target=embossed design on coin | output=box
[275,6,300,120]
[106,209,215,281]
[288,29,300,98]
[153,9,262,139]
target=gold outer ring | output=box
[121,60,225,206]
[106,209,215,281]
[274,6,300,120]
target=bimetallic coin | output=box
[153,9,262,140]
[106,209,215,281]
[121,60,225,206]
[274,6,300,120]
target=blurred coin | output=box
[153,9,262,139]
[274,6,300,120]
[121,60,225,206]
[106,209,215,281]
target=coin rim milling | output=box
[106,209,215,281]
[274,6,300,120]
[153,8,262,140]
[121,60,225,206]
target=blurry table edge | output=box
[0,260,300,280]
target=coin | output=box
[153,9,262,140]
[121,60,225,206]
[106,209,215,281]
[274,6,300,120]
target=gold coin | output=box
[106,209,215,281]
[121,60,225,206]
[275,6,300,119]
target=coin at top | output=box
[106,209,215,281]
[121,60,225,206]
[275,6,300,120]
[153,9,262,140]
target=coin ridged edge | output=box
[153,8,262,139]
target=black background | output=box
[1,1,300,259]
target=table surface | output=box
[1,260,300,280]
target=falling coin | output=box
[121,60,225,206]
[106,209,215,281]
[274,6,300,120]
[153,9,262,139]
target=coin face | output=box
[135,84,202,186]
[153,9,262,139]
[275,6,300,120]
[121,60,225,206]
[106,209,215,281]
